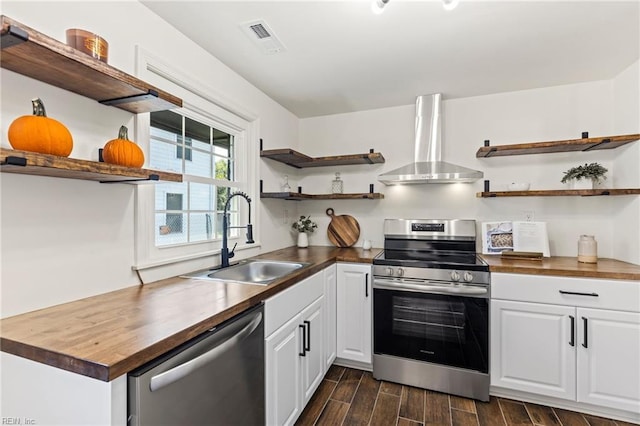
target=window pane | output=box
[185,117,211,152]
[150,138,182,173]
[155,182,186,211]
[218,211,239,240]
[216,187,231,211]
[190,183,214,211]
[189,213,214,242]
[156,213,187,246]
[214,156,234,182]
[185,148,213,178]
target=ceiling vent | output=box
[240,20,286,55]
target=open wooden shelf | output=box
[260,149,385,168]
[261,192,384,200]
[1,15,182,113]
[477,189,640,198]
[476,134,640,158]
[1,148,182,184]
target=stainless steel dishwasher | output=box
[128,303,264,425]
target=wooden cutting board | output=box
[326,207,360,247]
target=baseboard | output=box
[490,386,640,425]
[333,357,372,372]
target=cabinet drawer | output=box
[492,273,640,312]
[265,270,324,337]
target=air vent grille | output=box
[240,19,286,55]
[249,24,271,39]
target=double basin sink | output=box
[180,259,310,286]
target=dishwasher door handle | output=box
[149,311,263,392]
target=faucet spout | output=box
[221,191,254,268]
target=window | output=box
[149,110,240,247]
[133,47,258,271]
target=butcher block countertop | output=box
[0,246,380,382]
[480,255,640,280]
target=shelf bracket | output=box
[1,156,28,167]
[1,25,29,50]
[582,138,612,152]
[99,174,160,184]
[99,89,160,107]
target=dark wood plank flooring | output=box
[296,366,636,426]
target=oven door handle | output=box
[373,278,488,296]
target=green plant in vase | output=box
[561,162,607,189]
[292,215,317,248]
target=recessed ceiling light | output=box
[372,0,389,15]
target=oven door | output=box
[373,278,489,374]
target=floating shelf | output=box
[0,15,182,113]
[0,148,182,184]
[261,192,384,200]
[260,149,385,168]
[476,134,640,158]
[477,189,640,198]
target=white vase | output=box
[297,232,309,248]
[569,179,594,190]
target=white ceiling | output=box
[142,1,640,118]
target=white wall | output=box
[0,1,298,317]
[299,77,639,264]
[612,60,640,264]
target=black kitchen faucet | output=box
[220,191,254,268]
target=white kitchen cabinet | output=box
[336,263,372,364]
[491,300,576,400]
[576,308,640,413]
[264,269,326,426]
[323,264,337,370]
[265,313,304,426]
[300,297,325,404]
[491,273,640,420]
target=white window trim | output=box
[133,46,260,273]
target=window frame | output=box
[133,46,260,273]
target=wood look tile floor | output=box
[295,366,637,426]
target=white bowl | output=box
[508,182,530,191]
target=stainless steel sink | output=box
[180,260,309,285]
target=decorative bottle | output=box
[577,235,597,264]
[282,175,291,192]
[331,172,343,194]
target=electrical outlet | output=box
[523,210,534,221]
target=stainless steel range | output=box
[372,219,490,401]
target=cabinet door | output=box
[323,264,337,370]
[336,263,372,364]
[491,299,576,400]
[577,308,640,413]
[265,315,303,426]
[300,296,325,405]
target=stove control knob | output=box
[386,267,394,276]
[397,268,405,277]
[450,271,461,282]
[463,272,474,283]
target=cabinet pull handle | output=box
[569,315,575,347]
[559,290,599,297]
[365,273,369,298]
[304,320,311,351]
[299,324,306,356]
[582,317,588,348]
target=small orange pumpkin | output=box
[8,98,73,157]
[102,125,145,168]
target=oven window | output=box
[374,289,488,373]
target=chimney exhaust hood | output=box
[377,94,483,185]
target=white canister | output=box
[577,235,597,263]
[363,239,372,250]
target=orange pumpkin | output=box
[102,125,144,168]
[8,98,73,157]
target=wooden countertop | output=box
[0,246,380,382]
[480,255,640,280]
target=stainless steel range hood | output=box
[378,94,483,185]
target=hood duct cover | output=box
[377,94,483,184]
